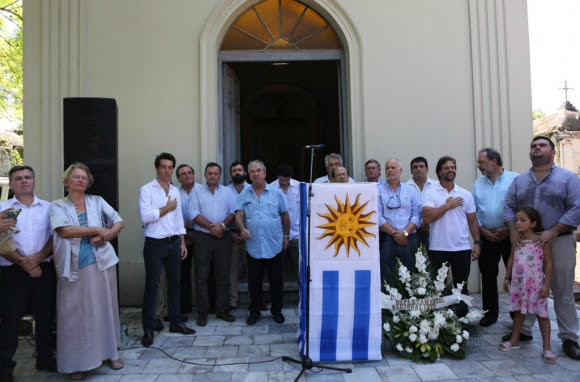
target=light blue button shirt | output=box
[472,170,518,229]
[235,184,287,259]
[189,184,235,233]
[378,182,422,231]
[270,178,300,240]
[178,183,201,225]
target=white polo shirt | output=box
[422,182,475,251]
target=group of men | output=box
[1,134,579,377]
[368,136,580,360]
[139,154,291,348]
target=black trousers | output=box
[180,241,193,313]
[0,262,56,376]
[478,237,510,316]
[247,252,283,315]
[428,249,471,294]
[193,231,231,314]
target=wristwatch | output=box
[474,240,483,246]
[403,230,409,237]
[284,235,290,239]
[221,222,226,230]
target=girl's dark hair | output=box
[516,206,544,232]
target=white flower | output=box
[383,323,390,332]
[405,347,413,353]
[450,343,460,352]
[409,333,417,342]
[393,315,400,323]
[462,330,469,340]
[428,329,439,340]
[409,310,421,318]
[434,281,445,292]
[419,319,431,334]
[396,343,404,352]
[416,287,426,295]
[459,317,469,324]
[419,334,428,344]
[433,312,446,327]
[409,325,418,333]
[455,335,462,344]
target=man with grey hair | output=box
[378,158,422,286]
[314,153,355,183]
[235,160,290,326]
[472,148,517,327]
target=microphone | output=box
[304,144,325,150]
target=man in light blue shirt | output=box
[235,160,290,326]
[378,158,422,286]
[189,162,236,326]
[472,148,518,327]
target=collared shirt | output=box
[178,183,201,225]
[504,165,580,230]
[270,178,300,240]
[139,178,186,238]
[473,170,518,229]
[226,182,251,230]
[423,182,476,251]
[235,184,287,259]
[405,177,439,201]
[189,184,235,234]
[0,196,52,266]
[313,174,356,183]
[378,182,421,231]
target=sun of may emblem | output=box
[316,193,376,257]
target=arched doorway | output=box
[218,0,346,182]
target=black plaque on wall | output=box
[63,98,118,211]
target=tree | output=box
[0,0,23,130]
[532,109,544,120]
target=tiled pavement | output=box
[11,293,580,381]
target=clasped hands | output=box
[90,227,114,246]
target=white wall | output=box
[24,0,532,304]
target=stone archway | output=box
[199,0,364,179]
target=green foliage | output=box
[10,147,21,166]
[532,109,544,120]
[0,0,23,128]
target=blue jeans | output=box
[379,232,417,287]
[142,236,182,331]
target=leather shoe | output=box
[563,339,580,360]
[154,318,164,331]
[35,358,57,372]
[273,312,285,324]
[479,315,497,327]
[163,315,188,323]
[197,313,208,327]
[141,330,154,347]
[216,311,236,322]
[247,312,260,325]
[502,332,533,342]
[169,323,196,335]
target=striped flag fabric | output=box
[297,182,382,362]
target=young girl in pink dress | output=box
[500,206,554,363]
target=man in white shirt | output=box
[0,166,56,377]
[405,156,438,250]
[422,156,481,316]
[314,153,355,183]
[139,153,195,347]
[270,164,300,284]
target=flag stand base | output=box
[282,356,352,382]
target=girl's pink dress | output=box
[509,240,549,317]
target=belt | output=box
[146,235,179,242]
[557,231,573,237]
[194,230,226,239]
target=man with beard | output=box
[503,136,580,360]
[226,161,251,310]
[472,149,518,327]
[423,156,481,315]
[378,158,421,286]
[405,157,438,250]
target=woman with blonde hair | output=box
[50,163,124,379]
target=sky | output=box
[528,0,580,115]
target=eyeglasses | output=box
[386,195,401,209]
[71,175,89,182]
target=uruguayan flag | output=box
[297,182,381,362]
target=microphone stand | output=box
[282,147,352,381]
